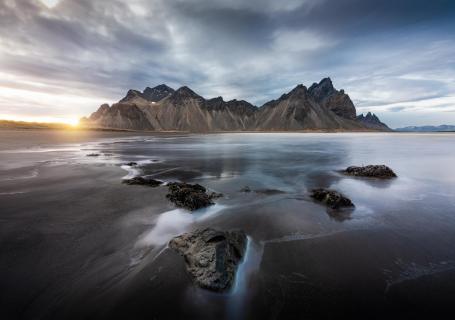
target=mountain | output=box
[142,84,175,102]
[81,78,390,132]
[395,125,455,132]
[356,112,390,131]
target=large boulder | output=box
[122,176,163,187]
[344,165,397,178]
[311,188,354,209]
[169,228,247,292]
[166,182,222,211]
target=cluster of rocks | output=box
[121,162,396,292]
[166,182,222,211]
[122,164,223,211]
[169,228,247,292]
[312,165,396,212]
[343,165,397,178]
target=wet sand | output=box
[1,130,455,319]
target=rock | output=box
[240,186,285,195]
[311,188,354,209]
[240,186,251,193]
[124,162,138,166]
[123,176,163,187]
[255,189,286,195]
[344,165,397,178]
[166,182,221,211]
[169,228,247,292]
[209,191,223,199]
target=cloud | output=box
[0,0,454,126]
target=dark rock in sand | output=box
[344,165,397,178]
[86,153,100,157]
[240,186,285,195]
[255,189,286,195]
[123,176,163,187]
[166,182,221,211]
[169,228,247,292]
[124,162,138,166]
[311,188,354,209]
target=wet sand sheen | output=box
[1,130,455,319]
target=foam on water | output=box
[120,159,163,179]
[0,191,26,196]
[137,204,227,247]
[228,237,264,320]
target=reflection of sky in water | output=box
[2,133,455,318]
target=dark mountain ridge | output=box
[81,78,390,132]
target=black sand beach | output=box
[1,130,455,319]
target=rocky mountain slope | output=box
[356,112,390,131]
[81,78,390,132]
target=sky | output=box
[0,0,454,128]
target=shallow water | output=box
[1,131,455,319]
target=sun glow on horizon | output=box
[0,114,79,126]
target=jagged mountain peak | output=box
[119,89,145,103]
[83,77,390,132]
[308,77,336,99]
[143,84,175,102]
[288,84,308,96]
[358,112,379,121]
[265,84,308,106]
[146,84,174,91]
[357,112,390,130]
[167,86,204,105]
[174,86,199,97]
[208,96,224,103]
[309,77,333,89]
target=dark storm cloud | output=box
[0,0,454,126]
[284,0,455,34]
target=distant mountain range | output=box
[81,78,390,132]
[395,125,455,132]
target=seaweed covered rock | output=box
[123,176,163,187]
[311,188,354,209]
[344,165,396,178]
[169,228,247,292]
[166,182,222,211]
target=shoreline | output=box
[3,127,455,135]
